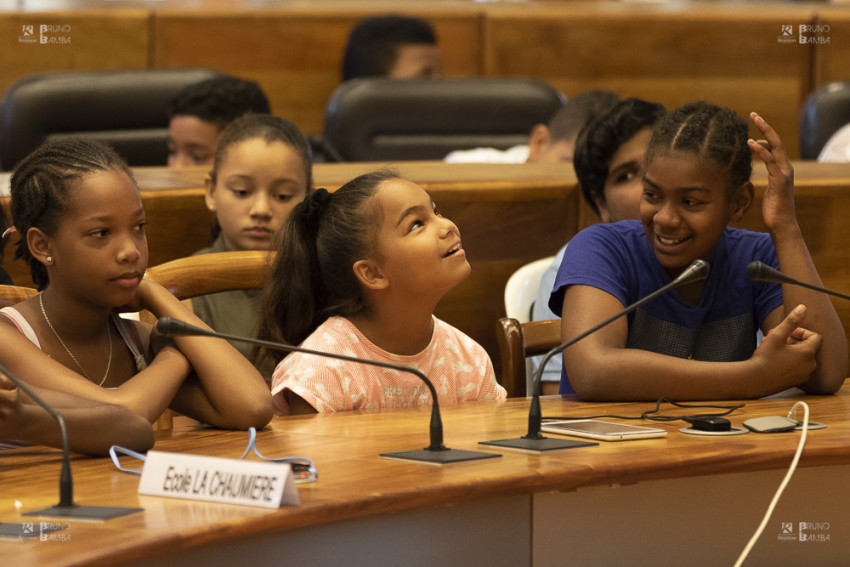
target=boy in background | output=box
[167,75,270,168]
[444,90,619,164]
[342,15,442,81]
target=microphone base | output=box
[479,436,597,452]
[380,447,501,464]
[23,503,142,521]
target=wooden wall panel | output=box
[483,3,817,158]
[0,8,150,97]
[151,4,483,136]
[812,9,850,90]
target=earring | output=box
[45,256,53,264]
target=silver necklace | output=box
[39,293,112,387]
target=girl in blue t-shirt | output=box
[554,101,847,400]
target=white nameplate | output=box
[138,451,299,508]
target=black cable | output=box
[543,398,745,423]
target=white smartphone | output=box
[541,419,667,441]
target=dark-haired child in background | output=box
[532,97,667,392]
[193,114,312,380]
[167,75,271,168]
[445,90,619,165]
[342,15,442,81]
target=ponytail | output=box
[254,170,395,367]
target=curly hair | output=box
[574,97,666,216]
[168,76,270,130]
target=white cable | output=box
[732,401,809,567]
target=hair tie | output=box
[299,188,332,237]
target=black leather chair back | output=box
[323,77,565,162]
[0,68,223,171]
[800,81,850,160]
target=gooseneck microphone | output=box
[0,363,142,520]
[747,261,850,301]
[481,259,711,452]
[156,317,500,464]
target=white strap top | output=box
[0,306,147,373]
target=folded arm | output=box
[0,376,154,456]
[136,278,273,429]
[561,285,821,401]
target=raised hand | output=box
[747,112,797,234]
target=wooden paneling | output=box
[812,9,850,90]
[483,3,817,158]
[0,8,150,97]
[150,4,483,136]
[3,389,850,565]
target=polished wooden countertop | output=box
[2,386,849,565]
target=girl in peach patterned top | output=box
[255,169,507,415]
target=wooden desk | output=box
[2,387,850,566]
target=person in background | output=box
[342,15,442,81]
[167,75,271,168]
[444,90,619,164]
[256,170,507,415]
[193,114,312,381]
[817,121,850,163]
[531,98,667,393]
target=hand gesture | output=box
[753,305,820,390]
[747,112,797,234]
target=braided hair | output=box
[9,138,135,289]
[645,101,752,197]
[254,169,396,366]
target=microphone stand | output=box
[747,261,850,301]
[157,318,500,464]
[481,259,711,451]
[0,363,142,520]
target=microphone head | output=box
[154,316,180,336]
[671,259,711,286]
[155,317,228,338]
[747,261,770,281]
[690,259,711,280]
